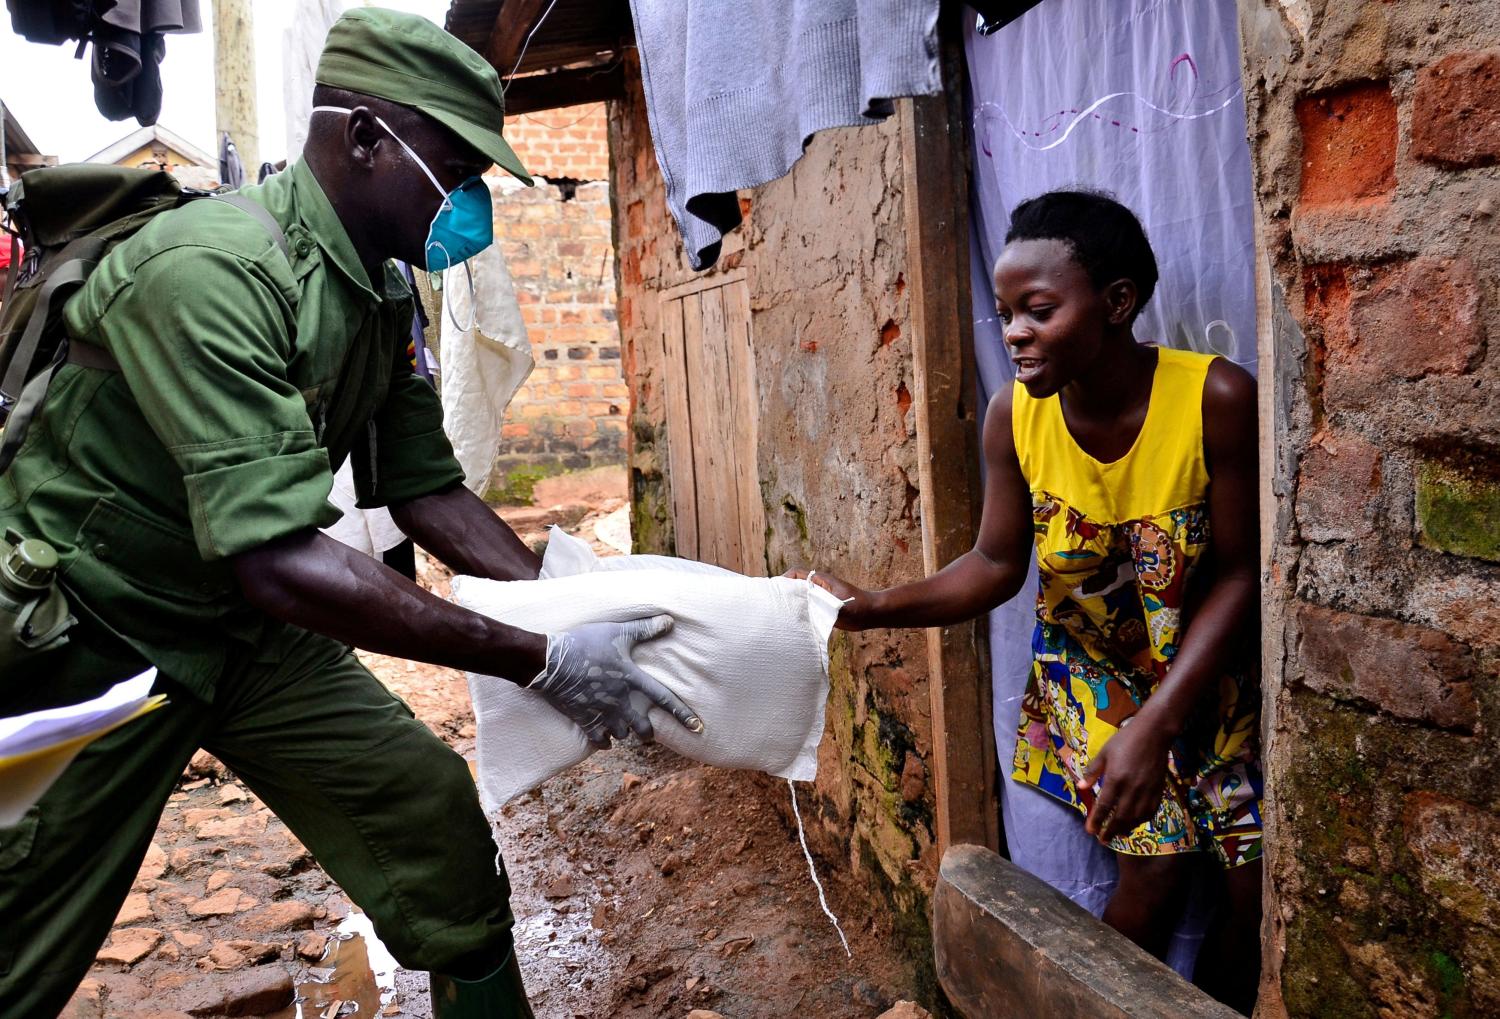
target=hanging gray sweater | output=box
[628,0,943,270]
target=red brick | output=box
[1296,81,1397,206]
[1296,603,1478,732]
[501,423,530,439]
[1411,50,1500,169]
[1295,430,1382,541]
[1346,256,1484,379]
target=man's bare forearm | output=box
[390,482,542,581]
[232,528,545,682]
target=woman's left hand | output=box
[1080,717,1175,844]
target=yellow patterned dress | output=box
[1010,346,1262,866]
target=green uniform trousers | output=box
[0,619,521,1018]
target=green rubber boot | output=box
[429,951,535,1019]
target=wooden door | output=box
[659,273,766,575]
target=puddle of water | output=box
[268,912,400,1018]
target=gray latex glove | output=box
[530,615,703,746]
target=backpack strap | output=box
[0,237,105,471]
[210,193,290,260]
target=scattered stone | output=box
[96,928,163,967]
[200,940,281,971]
[184,808,229,829]
[177,967,294,1017]
[257,839,313,878]
[659,852,684,877]
[61,978,104,1019]
[239,900,317,935]
[218,784,249,806]
[621,772,644,793]
[115,892,154,926]
[174,931,208,951]
[590,901,612,929]
[137,842,168,882]
[686,1011,725,1019]
[195,813,269,840]
[157,940,182,963]
[296,931,330,961]
[168,847,201,873]
[206,869,235,893]
[185,749,228,780]
[542,874,577,899]
[877,1003,934,1019]
[186,888,258,917]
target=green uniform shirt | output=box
[0,159,464,700]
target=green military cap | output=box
[316,6,532,185]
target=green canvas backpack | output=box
[0,164,288,473]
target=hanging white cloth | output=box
[965,0,1257,978]
[283,0,346,164]
[438,217,534,497]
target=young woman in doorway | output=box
[794,191,1263,1014]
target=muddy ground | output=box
[62,469,930,1019]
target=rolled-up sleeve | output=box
[358,357,464,509]
[84,244,341,559]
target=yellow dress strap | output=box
[1011,346,1216,524]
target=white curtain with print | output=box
[964,0,1257,976]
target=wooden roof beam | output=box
[486,0,554,77]
[503,61,625,117]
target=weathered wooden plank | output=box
[935,846,1243,1019]
[661,296,699,560]
[659,268,747,304]
[682,292,730,568]
[696,286,744,570]
[899,65,1000,852]
[721,279,768,575]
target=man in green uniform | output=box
[0,9,702,1017]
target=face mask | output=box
[311,106,494,273]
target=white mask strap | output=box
[310,106,447,200]
[440,251,478,333]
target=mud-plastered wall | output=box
[607,54,940,976]
[1240,3,1500,1015]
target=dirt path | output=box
[63,472,930,1019]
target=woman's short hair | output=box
[1004,190,1159,316]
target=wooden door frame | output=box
[899,22,1002,855]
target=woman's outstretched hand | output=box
[783,568,877,631]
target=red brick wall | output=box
[506,104,611,181]
[488,103,626,485]
[1243,6,1500,1016]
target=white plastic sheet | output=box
[964,0,1256,976]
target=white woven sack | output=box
[454,529,843,810]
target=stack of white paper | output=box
[0,671,166,825]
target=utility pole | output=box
[212,0,258,173]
